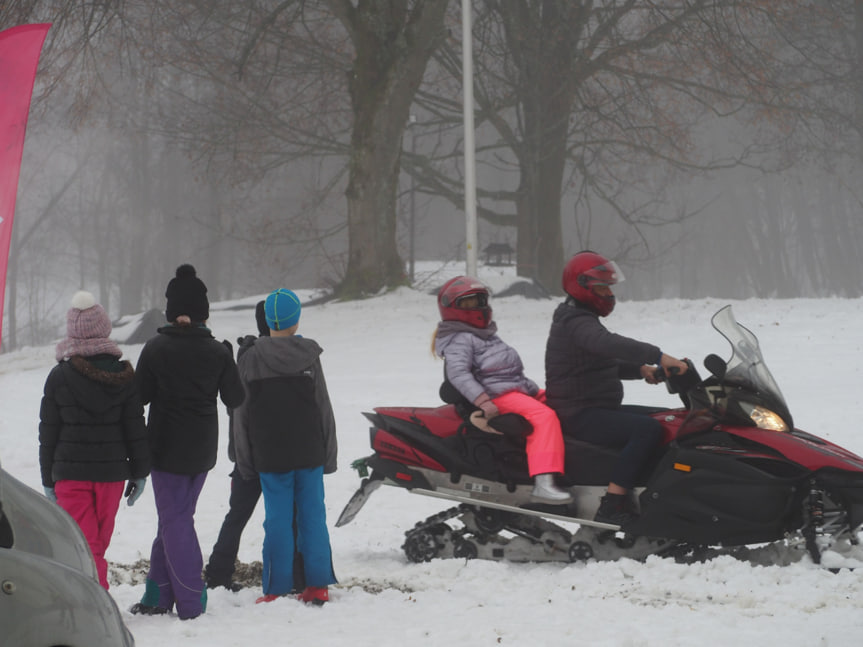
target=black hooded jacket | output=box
[233,335,337,478]
[39,355,150,487]
[545,299,662,419]
[135,324,245,474]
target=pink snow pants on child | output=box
[55,479,125,589]
[492,391,565,476]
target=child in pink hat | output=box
[39,291,150,589]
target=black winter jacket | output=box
[39,355,150,488]
[135,324,245,474]
[225,333,258,465]
[545,299,662,418]
[233,335,337,478]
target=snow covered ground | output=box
[3,263,863,646]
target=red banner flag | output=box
[0,23,50,350]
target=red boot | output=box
[297,586,329,606]
[255,594,282,604]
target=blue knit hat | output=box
[264,289,302,331]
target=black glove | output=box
[222,339,233,358]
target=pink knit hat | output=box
[55,291,122,361]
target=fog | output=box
[3,2,862,351]
[10,117,859,352]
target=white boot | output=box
[531,473,572,503]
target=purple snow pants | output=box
[145,470,207,619]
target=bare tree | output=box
[150,1,452,296]
[322,0,449,296]
[406,1,862,293]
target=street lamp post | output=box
[462,0,478,277]
[408,115,417,284]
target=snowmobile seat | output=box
[438,379,533,439]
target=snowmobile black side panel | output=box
[373,414,534,486]
[445,430,530,484]
[815,467,863,529]
[560,438,621,487]
[371,415,482,477]
[629,447,803,546]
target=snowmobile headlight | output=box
[742,403,788,432]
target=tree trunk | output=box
[328,0,449,297]
[515,147,566,292]
[120,134,151,316]
[341,96,407,296]
[503,1,579,294]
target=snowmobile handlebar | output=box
[652,365,678,382]
[653,358,700,403]
[652,358,696,382]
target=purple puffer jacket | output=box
[434,320,539,403]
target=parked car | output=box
[0,459,135,646]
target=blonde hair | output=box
[430,325,442,358]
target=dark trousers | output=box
[205,469,262,586]
[205,468,306,592]
[563,405,663,490]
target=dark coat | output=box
[135,324,245,475]
[226,333,258,465]
[39,355,150,488]
[545,299,661,418]
[233,335,337,478]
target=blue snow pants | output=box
[259,467,336,596]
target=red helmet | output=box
[438,276,492,328]
[562,251,624,317]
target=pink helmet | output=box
[438,276,492,328]
[562,251,624,317]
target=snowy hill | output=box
[3,265,863,646]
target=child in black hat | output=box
[131,264,245,620]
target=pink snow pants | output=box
[55,479,125,589]
[492,391,565,476]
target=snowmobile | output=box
[336,305,863,566]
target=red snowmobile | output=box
[337,306,863,566]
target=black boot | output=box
[129,602,170,616]
[594,493,637,526]
[206,578,244,592]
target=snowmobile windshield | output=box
[710,305,790,418]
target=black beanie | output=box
[165,264,209,323]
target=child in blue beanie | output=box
[232,288,338,605]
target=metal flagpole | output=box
[462,0,478,277]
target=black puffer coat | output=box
[39,355,150,488]
[544,299,662,418]
[135,324,245,475]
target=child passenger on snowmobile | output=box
[434,276,571,503]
